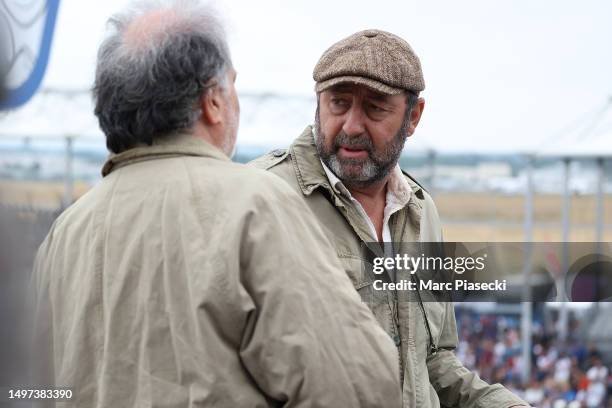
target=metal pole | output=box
[521,154,534,385]
[596,158,605,243]
[63,136,74,208]
[558,158,571,342]
[427,149,436,197]
[594,158,605,305]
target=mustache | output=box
[333,132,373,152]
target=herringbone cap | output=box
[313,29,425,95]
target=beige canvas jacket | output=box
[250,126,528,408]
[31,134,403,407]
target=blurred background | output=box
[1,0,611,407]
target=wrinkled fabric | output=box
[250,126,528,408]
[31,133,403,407]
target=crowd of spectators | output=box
[456,308,611,407]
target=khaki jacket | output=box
[250,126,528,408]
[31,134,403,407]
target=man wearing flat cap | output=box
[251,30,529,407]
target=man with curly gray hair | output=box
[31,2,403,406]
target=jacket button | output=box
[271,149,285,157]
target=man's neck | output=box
[347,178,389,241]
[192,122,230,157]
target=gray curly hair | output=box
[93,0,232,153]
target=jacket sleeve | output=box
[420,193,527,407]
[29,238,57,408]
[238,178,402,408]
[426,302,529,408]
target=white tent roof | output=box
[0,90,101,139]
[534,98,612,159]
[0,89,435,152]
[537,130,612,159]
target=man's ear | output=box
[200,86,224,126]
[407,98,425,137]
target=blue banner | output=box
[0,0,61,110]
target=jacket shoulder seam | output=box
[249,149,289,170]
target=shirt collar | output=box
[320,159,412,208]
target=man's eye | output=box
[329,98,350,114]
[368,104,386,112]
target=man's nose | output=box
[342,105,366,136]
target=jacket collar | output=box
[101,133,229,177]
[290,126,333,196]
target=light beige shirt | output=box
[320,160,412,243]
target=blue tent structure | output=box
[0,0,61,110]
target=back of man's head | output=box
[94,0,232,154]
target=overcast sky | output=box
[40,0,612,152]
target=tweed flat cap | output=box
[313,29,425,95]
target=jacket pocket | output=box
[337,255,396,340]
[338,254,387,302]
[337,254,369,288]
